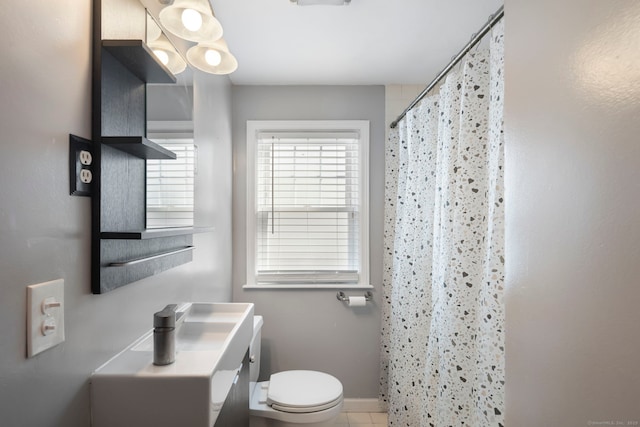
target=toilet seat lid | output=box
[267,370,343,412]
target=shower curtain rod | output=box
[390,5,504,129]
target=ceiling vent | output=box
[290,0,351,5]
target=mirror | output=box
[145,12,195,229]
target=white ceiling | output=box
[211,0,503,86]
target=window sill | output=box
[242,284,374,290]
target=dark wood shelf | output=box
[101,136,177,159]
[101,226,214,240]
[102,40,176,84]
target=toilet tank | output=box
[250,316,263,383]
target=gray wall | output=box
[147,84,194,122]
[231,86,385,399]
[0,2,233,426]
[504,0,640,424]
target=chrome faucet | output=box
[153,304,177,366]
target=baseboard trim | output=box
[342,398,386,413]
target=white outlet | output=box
[27,279,65,357]
[80,169,92,184]
[70,134,92,196]
[79,150,93,165]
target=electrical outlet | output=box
[80,169,92,183]
[80,150,92,165]
[69,134,93,197]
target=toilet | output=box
[249,316,344,427]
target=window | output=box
[146,122,195,228]
[246,120,370,288]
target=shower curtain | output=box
[380,21,505,427]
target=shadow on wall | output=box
[259,338,272,382]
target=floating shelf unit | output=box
[91,4,206,294]
[101,136,177,160]
[102,40,176,84]
[101,227,214,240]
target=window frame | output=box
[245,120,371,289]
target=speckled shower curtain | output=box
[380,21,505,427]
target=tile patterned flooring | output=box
[336,412,388,427]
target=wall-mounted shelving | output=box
[101,226,214,240]
[91,1,206,294]
[102,40,176,84]
[107,246,195,267]
[101,136,177,160]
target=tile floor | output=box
[336,412,388,427]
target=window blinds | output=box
[255,132,361,284]
[146,138,195,228]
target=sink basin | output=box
[187,302,251,323]
[131,321,235,352]
[90,302,254,427]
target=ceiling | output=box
[211,0,503,86]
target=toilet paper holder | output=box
[336,291,373,303]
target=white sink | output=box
[187,302,251,323]
[131,317,236,352]
[90,302,254,427]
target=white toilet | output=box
[249,316,344,427]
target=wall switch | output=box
[27,279,65,358]
[69,134,93,197]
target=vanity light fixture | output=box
[147,0,238,75]
[186,38,238,75]
[159,0,223,43]
[149,34,188,75]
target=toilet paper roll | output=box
[348,296,367,307]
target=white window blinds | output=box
[255,132,362,284]
[146,138,195,228]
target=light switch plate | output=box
[27,279,65,357]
